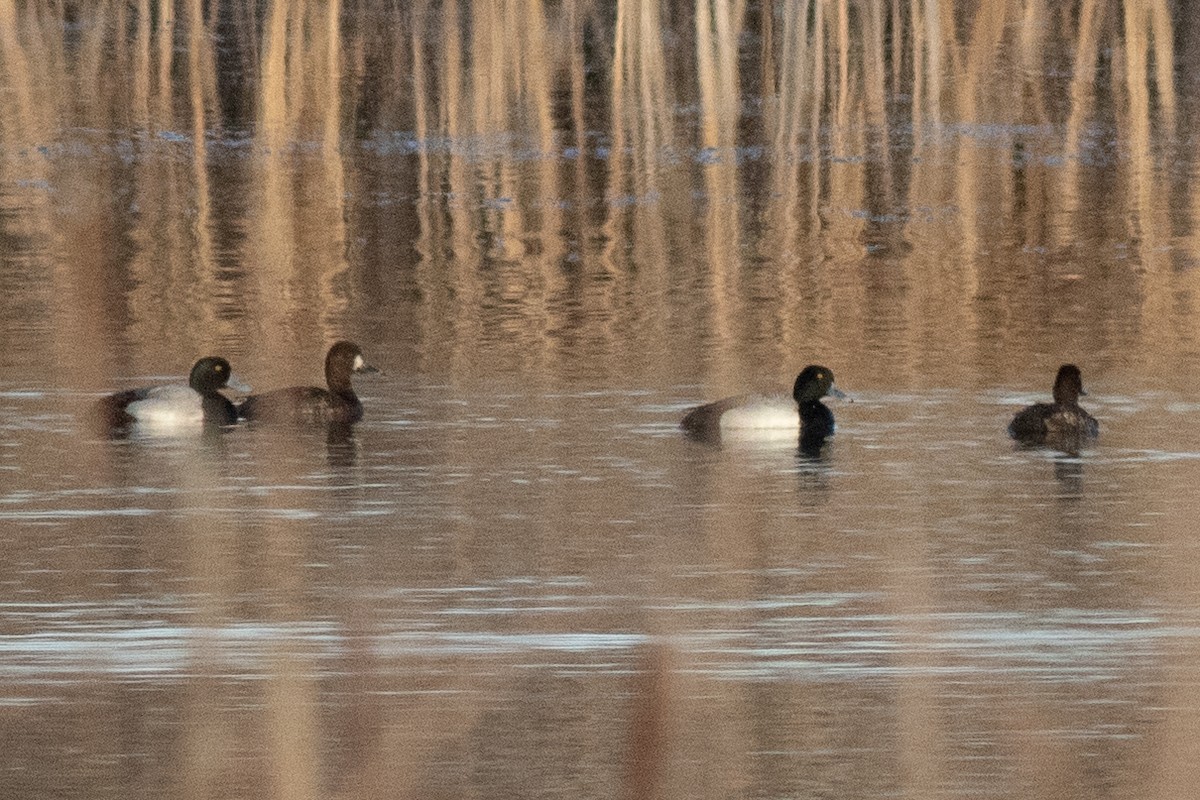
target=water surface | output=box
[4,3,1200,799]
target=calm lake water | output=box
[4,2,1200,798]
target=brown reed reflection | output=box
[244,0,355,382]
[624,642,671,800]
[1,0,1195,386]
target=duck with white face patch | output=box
[238,341,380,425]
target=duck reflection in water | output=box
[325,423,359,469]
[1008,364,1099,456]
[681,365,846,456]
[1053,456,1085,497]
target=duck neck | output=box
[331,382,358,403]
[201,394,235,424]
[798,399,832,426]
[798,401,834,454]
[326,368,357,401]
[1052,386,1079,406]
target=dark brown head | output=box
[1051,364,1086,406]
[324,341,379,394]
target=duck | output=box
[1008,364,1099,453]
[238,341,379,425]
[93,356,242,431]
[681,365,845,452]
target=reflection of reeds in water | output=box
[606,0,677,375]
[694,0,744,367]
[408,0,559,375]
[0,1,1195,381]
[762,0,822,363]
[244,0,353,384]
[624,643,671,800]
[1121,1,1178,379]
[754,1,1187,382]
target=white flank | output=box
[719,397,800,431]
[125,385,204,428]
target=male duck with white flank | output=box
[94,356,243,432]
[681,365,845,454]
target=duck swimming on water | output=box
[238,341,379,425]
[93,356,242,432]
[681,365,845,453]
[1008,364,1099,453]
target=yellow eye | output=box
[817,372,824,380]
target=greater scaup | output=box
[93,356,242,431]
[681,365,845,453]
[1008,364,1099,453]
[238,341,379,425]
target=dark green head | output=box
[188,356,235,394]
[792,365,841,405]
[1051,364,1086,405]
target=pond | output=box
[3,2,1200,798]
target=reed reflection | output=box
[0,1,1194,388]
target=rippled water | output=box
[5,3,1200,799]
